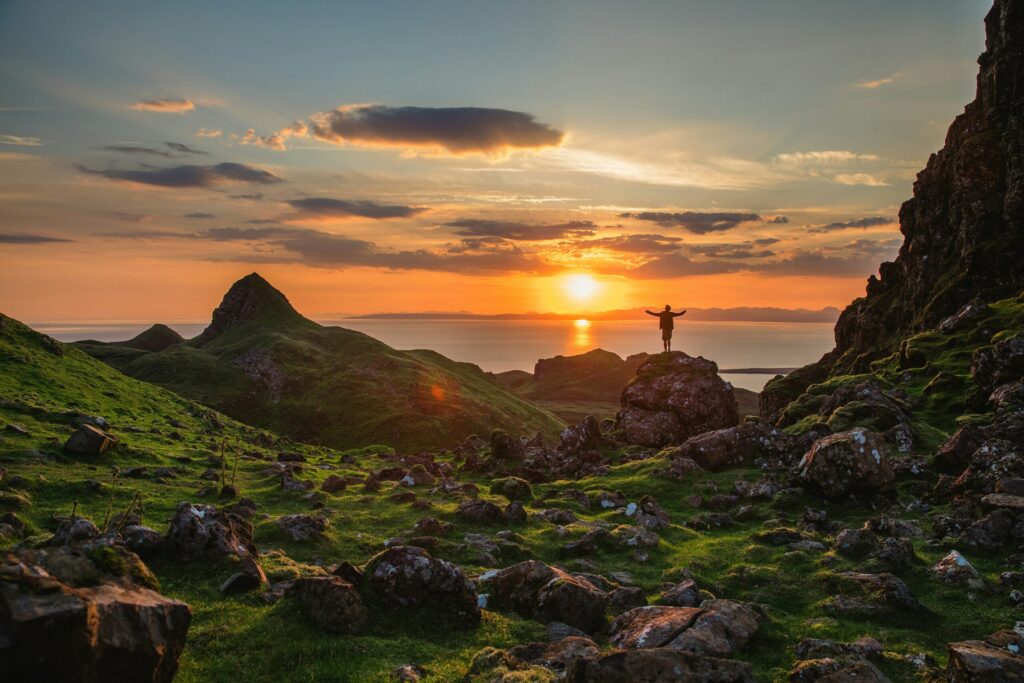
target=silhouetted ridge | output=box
[117,323,183,352]
[194,273,303,345]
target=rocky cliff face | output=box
[831,0,1023,373]
[194,272,303,346]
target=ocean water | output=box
[36,318,835,392]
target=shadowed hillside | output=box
[76,274,565,451]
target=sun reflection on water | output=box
[572,318,591,349]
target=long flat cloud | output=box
[622,211,762,234]
[0,233,73,244]
[76,162,282,188]
[809,216,893,233]
[287,197,424,220]
[446,218,595,240]
[308,104,564,155]
[128,98,196,113]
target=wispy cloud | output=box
[238,121,308,151]
[832,172,890,187]
[809,216,894,233]
[445,218,595,241]
[854,74,899,89]
[0,134,44,146]
[195,128,223,138]
[128,98,196,113]
[773,150,881,165]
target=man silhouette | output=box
[646,305,687,352]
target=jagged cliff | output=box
[832,0,1023,373]
[763,0,1024,418]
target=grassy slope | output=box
[773,292,1024,448]
[2,312,1017,681]
[76,313,565,453]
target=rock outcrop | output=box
[480,560,609,634]
[0,542,191,682]
[616,353,739,447]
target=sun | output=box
[564,273,599,302]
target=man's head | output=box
[664,304,671,311]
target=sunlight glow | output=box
[574,318,591,329]
[565,273,599,301]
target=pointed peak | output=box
[119,324,184,352]
[194,272,305,345]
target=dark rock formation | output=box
[565,648,755,682]
[117,323,184,352]
[289,576,367,633]
[363,546,480,625]
[64,424,117,455]
[0,542,190,682]
[793,429,895,499]
[480,560,609,634]
[761,0,1024,418]
[663,421,797,471]
[616,352,739,447]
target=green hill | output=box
[75,273,564,451]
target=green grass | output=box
[1,309,1019,682]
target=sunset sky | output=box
[0,0,991,322]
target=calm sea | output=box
[35,318,835,392]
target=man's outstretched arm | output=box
[673,310,687,317]
[644,310,658,316]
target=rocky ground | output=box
[2,304,1023,681]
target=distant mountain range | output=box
[349,307,841,323]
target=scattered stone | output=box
[413,517,452,537]
[560,415,603,454]
[490,476,533,501]
[52,516,99,545]
[363,546,479,625]
[480,560,608,634]
[658,579,700,607]
[664,421,796,471]
[612,524,659,549]
[391,664,425,681]
[947,640,1024,681]
[167,502,257,561]
[794,429,894,499]
[276,514,328,542]
[321,475,347,494]
[289,576,367,633]
[609,600,762,658]
[64,424,117,456]
[456,499,506,524]
[933,550,982,586]
[565,648,754,682]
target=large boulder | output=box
[616,352,739,448]
[664,421,798,471]
[609,601,762,658]
[560,416,603,454]
[0,545,191,682]
[289,576,367,633]
[166,502,257,560]
[64,424,117,455]
[363,546,479,625]
[794,429,894,499]
[565,648,755,682]
[480,560,609,634]
[947,640,1024,681]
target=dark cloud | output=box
[446,236,509,254]
[809,216,893,233]
[75,162,282,188]
[230,192,265,200]
[621,211,762,234]
[0,233,73,244]
[110,211,152,223]
[580,233,682,254]
[245,218,278,224]
[766,216,790,224]
[688,245,776,259]
[164,141,206,155]
[755,251,883,277]
[184,212,215,219]
[627,253,745,279]
[446,218,595,241]
[95,230,193,239]
[101,145,173,158]
[97,224,553,275]
[309,104,564,155]
[287,197,424,220]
